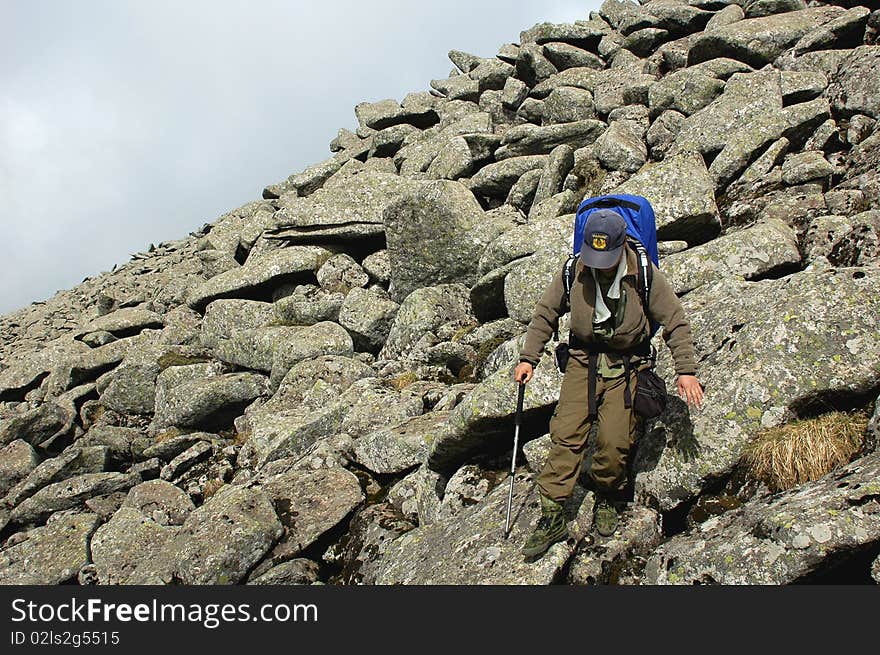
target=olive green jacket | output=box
[518,245,698,376]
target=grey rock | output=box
[5,446,109,507]
[781,151,838,185]
[273,288,344,326]
[828,46,880,120]
[623,28,670,57]
[196,249,240,279]
[78,426,151,465]
[780,70,827,104]
[186,246,332,311]
[11,472,140,525]
[501,78,529,111]
[634,265,880,511]
[257,467,363,555]
[644,452,880,584]
[338,287,399,354]
[362,250,391,284]
[662,219,801,294]
[235,356,374,467]
[201,299,275,348]
[705,4,745,31]
[128,485,282,585]
[438,464,503,520]
[354,411,451,475]
[338,378,425,439]
[316,254,368,295]
[688,6,847,68]
[568,504,663,584]
[385,181,506,301]
[646,109,685,159]
[122,479,195,526]
[91,507,178,584]
[160,441,213,482]
[0,338,88,401]
[425,137,476,181]
[267,169,425,245]
[532,144,575,209]
[362,472,586,584]
[0,402,71,448]
[449,50,482,74]
[247,559,320,585]
[847,115,877,147]
[370,124,420,158]
[469,59,515,92]
[76,307,163,338]
[431,75,480,102]
[495,120,607,160]
[142,432,214,462]
[804,211,880,267]
[793,6,870,56]
[0,440,39,497]
[744,0,805,19]
[522,433,552,474]
[543,86,597,125]
[152,371,266,432]
[515,43,559,87]
[648,68,726,118]
[612,150,720,242]
[594,120,648,173]
[589,66,658,115]
[506,169,543,211]
[517,98,545,124]
[520,20,610,49]
[468,155,549,198]
[329,503,415,584]
[0,513,100,584]
[543,42,605,71]
[355,97,438,131]
[379,284,475,361]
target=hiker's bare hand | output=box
[678,375,704,409]
[514,362,533,384]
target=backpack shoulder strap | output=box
[628,239,652,314]
[562,256,577,302]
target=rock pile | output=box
[2,0,879,585]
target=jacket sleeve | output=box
[518,265,566,366]
[647,265,698,376]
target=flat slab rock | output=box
[362,472,590,585]
[127,485,282,585]
[0,513,100,584]
[644,452,880,584]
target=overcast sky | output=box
[0,0,601,316]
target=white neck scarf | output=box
[591,252,628,324]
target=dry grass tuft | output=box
[388,371,419,391]
[741,411,868,492]
[202,478,225,500]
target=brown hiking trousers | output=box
[537,355,641,503]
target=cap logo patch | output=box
[592,233,608,250]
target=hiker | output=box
[514,208,704,557]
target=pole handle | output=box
[514,379,525,427]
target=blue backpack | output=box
[562,194,660,337]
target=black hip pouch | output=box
[633,368,667,419]
[554,342,570,373]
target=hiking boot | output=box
[522,494,568,558]
[594,495,619,537]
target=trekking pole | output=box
[504,379,526,538]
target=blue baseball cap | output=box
[580,209,627,269]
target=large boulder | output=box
[0,513,100,584]
[353,411,451,475]
[379,284,475,361]
[236,356,375,467]
[634,264,880,512]
[827,46,880,120]
[91,507,178,585]
[338,287,400,353]
[152,371,266,431]
[362,472,591,584]
[4,446,109,507]
[661,219,801,294]
[10,472,140,526]
[186,246,332,310]
[200,299,274,348]
[0,440,39,497]
[612,150,721,243]
[256,467,363,556]
[644,452,880,584]
[384,180,508,301]
[468,155,548,198]
[495,120,607,159]
[266,169,426,245]
[122,479,195,526]
[128,485,283,585]
[687,6,847,68]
